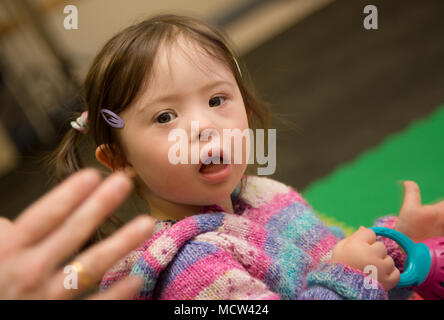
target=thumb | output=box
[351,226,376,244]
[0,217,13,232]
[0,217,13,243]
[400,180,421,212]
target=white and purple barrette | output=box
[70,109,125,133]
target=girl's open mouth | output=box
[198,152,231,184]
[200,160,226,173]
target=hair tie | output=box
[70,111,88,134]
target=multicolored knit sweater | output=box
[100,175,412,300]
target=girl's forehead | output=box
[150,38,234,88]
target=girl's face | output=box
[118,38,250,209]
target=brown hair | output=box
[47,14,272,246]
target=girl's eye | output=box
[209,96,227,108]
[155,111,176,124]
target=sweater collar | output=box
[198,196,247,215]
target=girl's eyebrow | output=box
[138,80,235,114]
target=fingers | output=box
[379,256,400,291]
[380,256,395,274]
[87,276,143,300]
[0,217,13,234]
[44,215,154,299]
[34,172,133,271]
[366,254,399,291]
[0,217,13,258]
[386,265,401,287]
[371,241,388,259]
[8,169,102,251]
[400,180,421,212]
[351,226,376,244]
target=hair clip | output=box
[70,111,88,134]
[101,109,125,128]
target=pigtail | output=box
[43,120,86,187]
[55,128,84,181]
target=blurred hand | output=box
[331,227,400,292]
[395,181,444,243]
[0,169,155,299]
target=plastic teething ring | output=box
[370,227,432,287]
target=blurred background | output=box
[0,0,443,233]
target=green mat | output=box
[303,104,444,231]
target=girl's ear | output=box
[95,144,137,178]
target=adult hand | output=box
[394,181,444,243]
[0,168,155,299]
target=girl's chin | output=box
[165,187,233,205]
[194,194,232,206]
[190,189,234,205]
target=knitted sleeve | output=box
[299,262,388,300]
[287,210,388,299]
[152,239,280,300]
[298,215,413,300]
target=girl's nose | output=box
[187,112,219,144]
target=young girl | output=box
[52,14,442,299]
